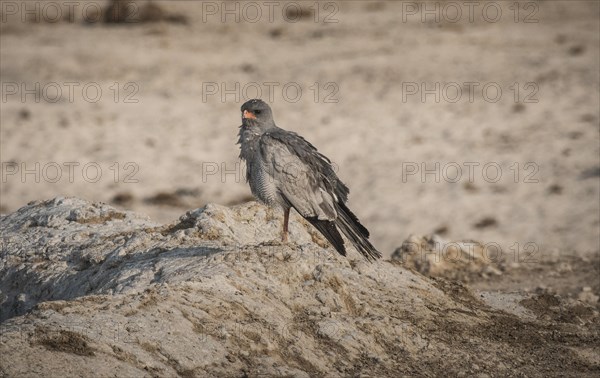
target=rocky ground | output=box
[0,198,598,377]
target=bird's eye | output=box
[254,110,262,114]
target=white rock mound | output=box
[0,198,597,377]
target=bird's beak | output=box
[242,110,256,120]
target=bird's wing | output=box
[259,130,344,221]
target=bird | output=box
[237,99,381,262]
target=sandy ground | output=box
[1,0,599,261]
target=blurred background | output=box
[1,0,598,258]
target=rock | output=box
[578,287,600,305]
[0,198,598,376]
[391,234,504,282]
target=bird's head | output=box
[241,99,275,132]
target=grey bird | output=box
[237,99,381,261]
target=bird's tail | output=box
[334,202,382,262]
[305,218,347,257]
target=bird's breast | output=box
[249,161,281,207]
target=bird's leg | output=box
[282,208,290,243]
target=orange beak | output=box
[243,110,256,120]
